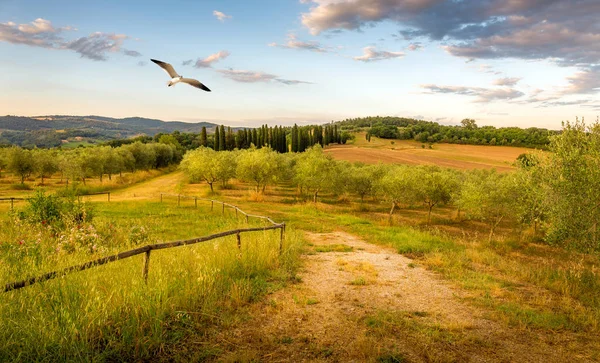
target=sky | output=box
[0,0,598,129]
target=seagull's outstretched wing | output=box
[151,59,179,78]
[181,78,211,92]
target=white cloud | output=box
[493,77,521,87]
[353,46,404,62]
[269,34,330,53]
[421,84,525,103]
[186,50,231,68]
[213,10,232,22]
[217,69,311,85]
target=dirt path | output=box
[85,171,185,202]
[213,231,586,362]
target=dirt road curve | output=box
[213,232,583,362]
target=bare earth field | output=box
[325,134,540,171]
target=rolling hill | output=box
[0,115,228,148]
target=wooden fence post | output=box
[279,223,285,255]
[142,249,151,283]
[237,232,241,250]
[222,202,225,215]
[194,197,197,208]
[235,208,238,217]
[160,194,163,203]
[211,201,214,211]
[107,192,110,202]
[177,194,181,207]
[245,215,249,223]
[10,198,14,211]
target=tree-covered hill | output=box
[0,115,224,148]
[335,116,559,148]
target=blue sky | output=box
[0,0,598,129]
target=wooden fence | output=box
[0,197,25,211]
[3,194,285,293]
[0,192,110,212]
[159,193,278,225]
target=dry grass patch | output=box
[314,243,354,253]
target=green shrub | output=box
[21,189,93,227]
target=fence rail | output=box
[160,193,279,225]
[1,192,111,211]
[3,194,285,293]
[0,197,25,211]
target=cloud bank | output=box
[0,18,141,61]
[301,0,600,95]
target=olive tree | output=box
[412,166,457,225]
[347,163,387,202]
[216,151,238,187]
[58,153,83,186]
[458,169,518,242]
[375,165,418,219]
[0,148,8,178]
[541,118,600,251]
[33,149,59,184]
[102,147,124,180]
[8,147,35,184]
[236,147,281,193]
[294,145,338,202]
[180,147,221,192]
[511,153,546,236]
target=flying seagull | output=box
[150,59,211,92]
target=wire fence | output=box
[3,193,285,293]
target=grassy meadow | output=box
[1,138,599,360]
[0,175,302,361]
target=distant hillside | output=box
[0,115,229,148]
[334,116,558,148]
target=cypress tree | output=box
[252,128,258,147]
[292,124,298,152]
[214,126,220,151]
[225,127,233,150]
[200,126,207,147]
[274,126,279,152]
[334,124,339,143]
[282,128,288,152]
[219,125,226,151]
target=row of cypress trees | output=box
[197,123,345,153]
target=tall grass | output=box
[0,200,302,361]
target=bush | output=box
[21,189,93,227]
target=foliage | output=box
[541,118,600,251]
[0,147,7,178]
[294,145,339,202]
[7,147,35,184]
[411,166,457,225]
[236,147,282,192]
[180,147,221,191]
[375,165,418,216]
[340,116,556,148]
[20,189,92,227]
[347,163,386,202]
[458,169,518,241]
